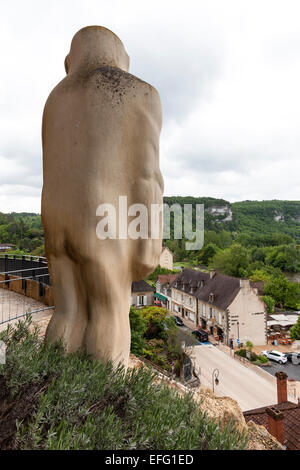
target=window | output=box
[202,304,206,316]
[174,304,179,313]
[209,307,213,319]
[137,295,147,306]
[189,312,195,322]
[189,297,192,305]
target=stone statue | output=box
[41,26,163,369]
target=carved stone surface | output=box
[41,26,163,369]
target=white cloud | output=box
[1,0,300,213]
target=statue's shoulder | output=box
[44,66,161,118]
[89,66,161,107]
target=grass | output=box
[0,316,248,450]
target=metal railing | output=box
[0,254,53,326]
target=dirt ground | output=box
[253,344,296,354]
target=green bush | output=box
[235,349,258,362]
[129,308,147,356]
[0,317,248,450]
[235,348,247,358]
[258,355,268,364]
[250,352,258,362]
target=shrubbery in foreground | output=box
[0,316,248,450]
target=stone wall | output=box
[0,274,54,307]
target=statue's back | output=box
[42,48,163,264]
[41,27,163,368]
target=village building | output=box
[159,246,173,270]
[166,268,266,346]
[155,273,178,309]
[171,270,208,325]
[131,280,154,308]
[0,244,15,252]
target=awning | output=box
[267,319,297,327]
[154,292,168,302]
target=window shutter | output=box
[143,295,147,306]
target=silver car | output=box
[261,350,288,364]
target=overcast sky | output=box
[1,0,300,213]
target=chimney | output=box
[266,407,284,445]
[209,270,216,279]
[275,371,288,404]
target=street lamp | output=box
[212,368,220,393]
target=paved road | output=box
[0,288,52,333]
[176,325,211,347]
[261,361,300,381]
[189,343,297,411]
[177,326,198,346]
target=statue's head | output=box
[64,26,130,74]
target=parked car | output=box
[192,329,209,343]
[173,316,184,326]
[261,350,288,364]
[284,352,300,365]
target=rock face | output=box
[42,26,163,369]
[274,211,284,222]
[206,205,233,222]
[128,355,284,450]
[193,387,284,450]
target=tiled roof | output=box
[244,402,300,450]
[131,280,154,293]
[196,272,241,310]
[170,269,265,311]
[171,268,209,289]
[157,274,178,286]
[171,269,240,310]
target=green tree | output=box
[199,243,219,266]
[262,295,276,314]
[264,276,300,309]
[140,306,173,340]
[265,244,300,272]
[290,316,300,341]
[210,243,250,277]
[129,307,147,355]
[147,265,176,282]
